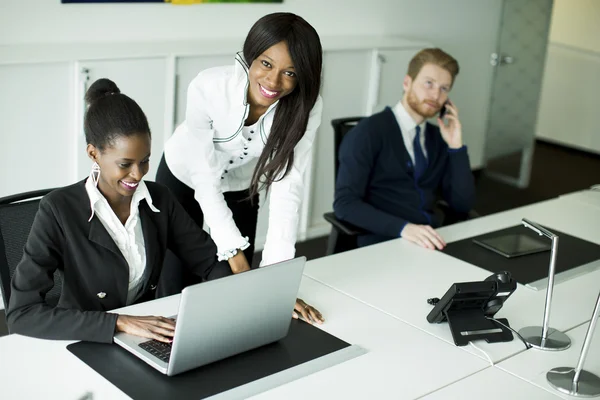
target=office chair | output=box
[323,117,367,255]
[323,117,479,256]
[0,188,61,310]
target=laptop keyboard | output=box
[139,339,172,363]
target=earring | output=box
[90,162,101,187]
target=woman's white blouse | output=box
[85,178,160,305]
[164,53,323,266]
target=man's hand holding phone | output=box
[438,99,463,149]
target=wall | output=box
[0,0,504,168]
[0,0,388,44]
[384,1,503,170]
[548,0,600,54]
[536,0,600,153]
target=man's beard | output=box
[406,89,440,119]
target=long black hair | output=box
[84,78,151,151]
[243,12,322,197]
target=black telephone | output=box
[426,271,517,346]
[439,99,450,119]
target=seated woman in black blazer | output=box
[6,79,252,344]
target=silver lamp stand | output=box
[518,218,571,350]
[547,289,600,397]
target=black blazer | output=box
[7,180,230,343]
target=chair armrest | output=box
[467,209,479,219]
[0,188,56,205]
[435,200,479,224]
[323,212,366,236]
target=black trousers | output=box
[155,155,259,296]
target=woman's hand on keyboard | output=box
[115,315,176,343]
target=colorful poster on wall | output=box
[61,0,283,3]
[62,0,163,2]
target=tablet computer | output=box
[473,233,551,258]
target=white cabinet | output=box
[76,58,168,181]
[0,62,74,198]
[0,38,434,249]
[307,50,373,233]
[175,55,234,126]
[372,49,418,113]
[307,48,418,235]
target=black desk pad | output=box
[67,319,350,400]
[442,225,600,285]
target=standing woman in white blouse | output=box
[156,12,324,323]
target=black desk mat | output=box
[67,319,350,400]
[442,225,600,285]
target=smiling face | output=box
[87,133,151,205]
[247,41,298,110]
[403,63,453,121]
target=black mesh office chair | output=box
[323,117,478,256]
[0,188,61,310]
[323,117,367,255]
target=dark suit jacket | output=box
[334,107,476,246]
[7,180,230,343]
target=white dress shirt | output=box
[85,178,160,305]
[392,101,427,163]
[164,52,323,266]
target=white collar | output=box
[393,101,426,137]
[85,178,159,222]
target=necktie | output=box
[413,125,428,179]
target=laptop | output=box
[114,256,306,376]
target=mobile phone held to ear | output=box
[439,100,449,119]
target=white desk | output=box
[434,197,600,246]
[2,196,599,399]
[496,320,600,400]
[0,276,489,400]
[421,366,562,399]
[0,334,126,400]
[559,188,600,211]
[304,198,600,363]
[247,277,490,400]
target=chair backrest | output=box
[0,189,60,310]
[331,117,364,182]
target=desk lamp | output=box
[547,288,600,397]
[518,218,571,350]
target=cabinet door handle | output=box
[490,53,515,66]
[173,74,180,126]
[80,67,90,135]
[501,55,514,64]
[81,67,90,95]
[81,68,90,84]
